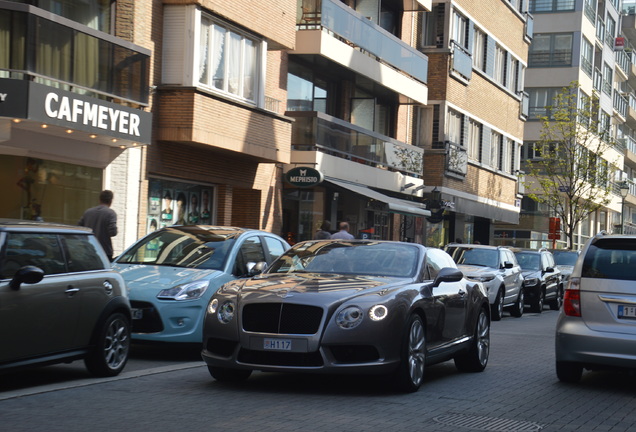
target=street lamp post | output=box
[620,181,630,234]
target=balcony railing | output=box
[616,49,630,75]
[297,0,428,84]
[584,2,596,23]
[287,111,424,177]
[626,135,636,154]
[614,90,628,118]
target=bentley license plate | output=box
[617,305,636,320]
[264,338,291,351]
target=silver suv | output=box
[445,244,524,321]
[555,232,636,382]
[0,220,131,376]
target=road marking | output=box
[0,362,204,401]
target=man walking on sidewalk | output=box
[79,190,118,261]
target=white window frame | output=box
[198,14,262,104]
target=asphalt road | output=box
[1,309,635,432]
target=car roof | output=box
[0,219,93,234]
[446,243,509,250]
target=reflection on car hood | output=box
[457,264,497,276]
[520,269,540,278]
[113,263,221,292]
[229,273,407,304]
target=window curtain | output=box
[199,18,210,84]
[227,32,241,95]
[212,26,226,91]
[74,32,99,94]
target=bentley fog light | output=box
[218,301,236,324]
[369,305,388,321]
[336,306,363,329]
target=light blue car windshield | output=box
[116,229,237,269]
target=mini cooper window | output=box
[1,233,66,277]
[61,234,106,272]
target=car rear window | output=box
[581,239,636,281]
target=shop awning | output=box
[327,178,431,217]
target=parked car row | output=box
[1,220,633,389]
[444,243,570,319]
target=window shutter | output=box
[481,126,492,164]
[486,36,496,77]
[467,21,474,55]
[462,114,469,147]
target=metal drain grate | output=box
[433,413,544,431]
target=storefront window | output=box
[0,155,102,224]
[148,178,216,234]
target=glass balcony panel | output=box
[298,0,428,84]
[288,111,424,176]
[0,7,149,104]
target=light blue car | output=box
[113,226,289,344]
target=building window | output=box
[448,109,463,147]
[451,10,469,50]
[527,88,560,120]
[494,44,507,86]
[602,62,612,95]
[199,15,260,103]
[581,37,593,77]
[490,131,502,169]
[529,0,575,13]
[473,27,486,72]
[605,16,616,48]
[528,33,573,67]
[468,119,482,161]
[509,58,520,93]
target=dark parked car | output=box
[0,220,131,376]
[113,226,289,343]
[556,232,636,382]
[512,248,563,313]
[202,240,490,392]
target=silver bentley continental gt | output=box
[201,240,490,392]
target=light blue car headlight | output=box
[157,280,209,300]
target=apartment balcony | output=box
[614,90,628,120]
[287,111,424,177]
[627,94,636,129]
[622,135,636,168]
[623,1,636,41]
[0,3,150,105]
[294,0,428,104]
[616,49,630,81]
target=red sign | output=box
[549,217,561,240]
[615,37,625,51]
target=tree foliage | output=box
[523,82,618,248]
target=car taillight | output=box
[563,277,581,317]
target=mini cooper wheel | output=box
[84,312,130,377]
[454,308,490,372]
[394,314,426,393]
[510,289,524,318]
[491,289,504,321]
[556,361,583,383]
[208,366,252,382]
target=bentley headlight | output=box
[218,300,236,324]
[336,306,363,329]
[157,280,209,300]
[369,305,388,321]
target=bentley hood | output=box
[219,273,409,305]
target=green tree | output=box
[523,82,619,248]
